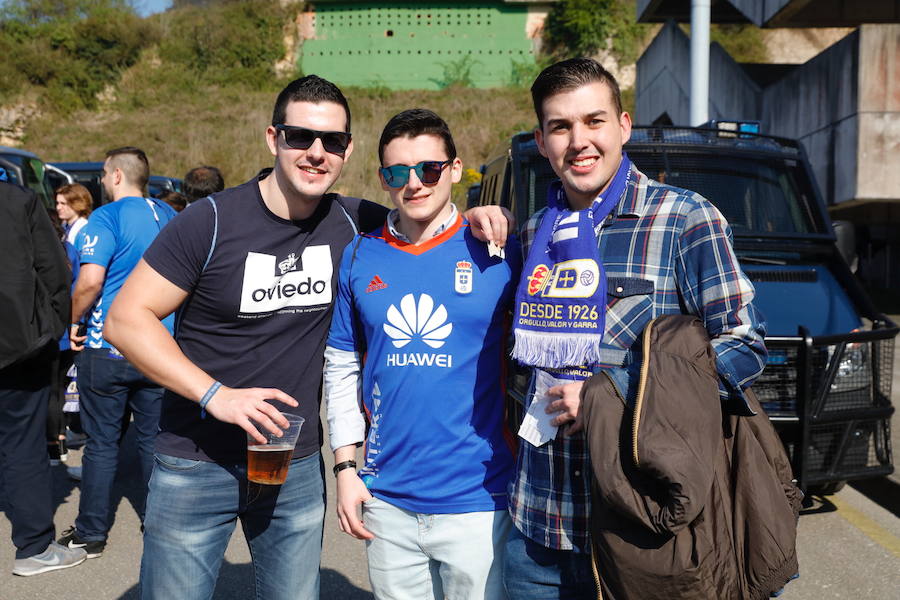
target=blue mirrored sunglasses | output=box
[379,160,451,189]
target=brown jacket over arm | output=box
[581,315,800,600]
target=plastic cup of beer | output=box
[246,413,304,485]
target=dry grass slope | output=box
[24,53,537,209]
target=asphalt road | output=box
[1,324,899,599]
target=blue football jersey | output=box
[76,196,176,349]
[328,216,522,513]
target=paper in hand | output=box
[517,370,559,447]
[487,240,505,260]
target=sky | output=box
[134,0,172,17]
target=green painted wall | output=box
[301,2,536,89]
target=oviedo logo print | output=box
[383,293,453,349]
[239,246,333,314]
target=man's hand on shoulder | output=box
[204,385,299,444]
[336,469,375,540]
[464,205,514,247]
[546,380,586,435]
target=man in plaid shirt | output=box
[502,58,767,598]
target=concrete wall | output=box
[638,0,900,27]
[635,21,761,125]
[760,30,859,206]
[856,24,900,202]
[757,25,899,206]
[635,21,691,124]
[637,23,900,208]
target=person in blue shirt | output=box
[57,147,176,559]
[325,109,521,600]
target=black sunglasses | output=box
[379,160,451,189]
[275,124,352,155]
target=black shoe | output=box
[56,526,105,559]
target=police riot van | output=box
[473,124,897,494]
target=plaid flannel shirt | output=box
[508,164,768,551]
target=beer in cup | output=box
[247,413,304,485]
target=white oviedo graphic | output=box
[239,245,333,314]
[383,293,453,349]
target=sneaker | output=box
[48,440,68,465]
[12,542,86,576]
[56,526,105,558]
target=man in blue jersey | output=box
[325,109,521,600]
[57,147,176,558]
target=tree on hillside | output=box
[0,0,155,110]
[0,0,135,23]
[543,0,650,63]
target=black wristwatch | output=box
[332,460,357,476]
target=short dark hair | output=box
[159,190,187,212]
[105,146,149,190]
[531,57,623,127]
[377,108,457,165]
[271,75,351,132]
[183,165,225,202]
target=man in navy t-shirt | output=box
[104,76,513,600]
[58,147,176,559]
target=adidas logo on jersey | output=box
[383,293,454,369]
[366,275,387,293]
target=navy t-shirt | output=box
[143,176,388,462]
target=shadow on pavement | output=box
[115,565,373,599]
[850,477,900,518]
[799,495,837,516]
[321,568,374,599]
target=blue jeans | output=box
[140,450,326,600]
[75,348,163,540]
[503,526,596,600]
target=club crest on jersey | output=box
[278,252,299,275]
[454,260,472,294]
[366,274,388,293]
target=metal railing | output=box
[760,322,896,490]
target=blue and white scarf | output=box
[511,155,632,369]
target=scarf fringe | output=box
[511,329,605,369]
